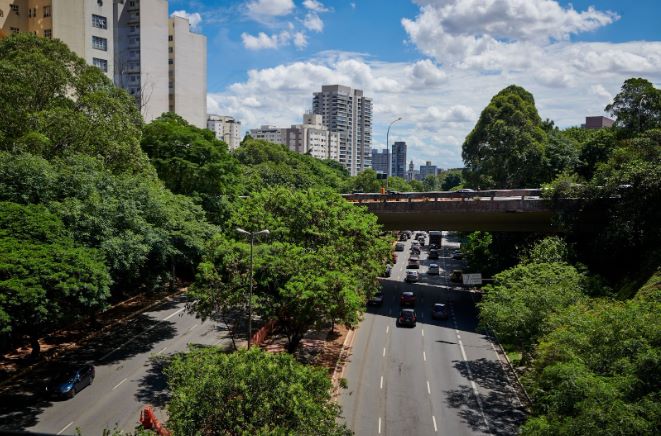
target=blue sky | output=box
[169,0,661,168]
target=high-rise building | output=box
[208,115,242,150]
[407,160,420,181]
[391,141,407,179]
[420,161,438,179]
[248,113,340,161]
[371,149,388,175]
[582,116,614,129]
[312,85,372,176]
[1,0,207,127]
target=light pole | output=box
[638,95,648,134]
[235,227,270,348]
[385,117,403,191]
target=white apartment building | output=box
[312,85,373,176]
[249,113,340,161]
[1,0,207,127]
[0,0,115,79]
[208,115,241,150]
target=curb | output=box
[331,328,355,396]
[0,289,185,389]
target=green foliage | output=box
[462,85,548,188]
[605,77,661,137]
[141,113,242,224]
[349,168,382,193]
[479,262,584,360]
[0,202,110,355]
[235,139,349,193]
[522,294,661,435]
[462,231,494,274]
[441,171,463,191]
[165,346,351,436]
[0,33,148,174]
[520,237,570,264]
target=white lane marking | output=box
[386,326,389,334]
[458,341,492,434]
[457,334,461,339]
[112,377,128,390]
[455,329,460,334]
[423,351,427,361]
[459,340,468,361]
[188,323,199,332]
[380,375,384,389]
[158,346,168,354]
[57,422,74,435]
[427,380,431,395]
[383,347,386,357]
[163,307,185,321]
[433,415,438,432]
[421,329,424,337]
[378,417,382,434]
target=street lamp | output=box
[235,227,270,348]
[638,95,648,133]
[385,117,403,191]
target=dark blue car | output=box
[46,364,95,398]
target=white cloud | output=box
[303,0,329,12]
[407,59,447,88]
[246,0,295,21]
[170,10,202,31]
[303,12,324,32]
[293,32,308,49]
[241,32,280,50]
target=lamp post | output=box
[638,95,648,134]
[235,227,270,348]
[385,117,403,191]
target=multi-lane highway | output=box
[0,294,230,435]
[340,232,526,435]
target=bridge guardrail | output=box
[343,189,543,203]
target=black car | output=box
[46,364,95,398]
[399,233,408,241]
[428,249,439,259]
[431,303,449,320]
[368,291,384,306]
[397,308,417,327]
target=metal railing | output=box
[343,189,543,203]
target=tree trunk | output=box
[287,332,303,354]
[29,333,40,359]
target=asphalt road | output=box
[340,232,526,435]
[0,295,231,435]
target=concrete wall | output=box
[139,0,168,123]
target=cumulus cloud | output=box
[241,32,281,50]
[303,12,324,32]
[293,32,308,49]
[407,59,447,88]
[246,0,295,22]
[170,10,202,31]
[303,0,329,12]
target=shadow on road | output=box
[135,355,170,409]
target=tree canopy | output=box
[606,77,661,137]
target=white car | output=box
[428,263,440,275]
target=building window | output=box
[44,29,52,38]
[0,10,3,17]
[43,5,51,17]
[92,14,107,29]
[10,4,19,15]
[168,59,173,65]
[93,57,108,72]
[10,27,19,34]
[168,35,173,41]
[92,36,107,51]
[168,47,173,53]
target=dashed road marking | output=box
[188,323,199,332]
[383,347,386,357]
[163,307,184,321]
[432,415,438,432]
[423,351,427,361]
[112,377,127,390]
[158,346,168,354]
[427,380,431,395]
[421,329,424,337]
[386,326,389,334]
[380,375,383,389]
[378,417,382,434]
[57,422,74,435]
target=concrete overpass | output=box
[343,189,563,232]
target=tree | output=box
[606,77,661,137]
[0,33,148,174]
[0,202,110,357]
[520,236,570,264]
[462,231,495,274]
[462,85,548,188]
[349,168,382,193]
[441,171,463,191]
[479,262,584,363]
[165,346,351,435]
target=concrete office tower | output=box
[419,161,438,179]
[0,0,115,79]
[208,115,242,150]
[391,141,407,179]
[371,149,388,175]
[114,0,169,124]
[168,15,206,128]
[312,85,372,176]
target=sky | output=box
[169,0,661,169]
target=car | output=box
[428,263,440,275]
[410,246,421,255]
[414,232,426,239]
[428,243,439,250]
[431,303,449,320]
[384,264,392,277]
[417,236,425,246]
[458,188,475,193]
[397,308,417,327]
[452,252,464,260]
[45,364,95,398]
[400,290,416,305]
[395,242,405,251]
[411,240,420,249]
[407,256,420,269]
[428,249,439,259]
[368,291,384,306]
[405,271,419,283]
[399,233,408,241]
[450,270,463,283]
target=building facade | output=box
[249,114,339,161]
[312,85,372,176]
[407,160,420,181]
[391,141,407,179]
[208,115,242,150]
[1,0,206,127]
[583,116,614,129]
[371,149,388,175]
[419,161,438,179]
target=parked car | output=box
[431,303,449,320]
[384,264,392,277]
[405,271,419,283]
[400,290,416,305]
[368,291,384,306]
[395,242,405,251]
[428,263,440,275]
[450,270,463,283]
[407,256,420,269]
[428,249,439,259]
[397,308,417,327]
[45,364,95,398]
